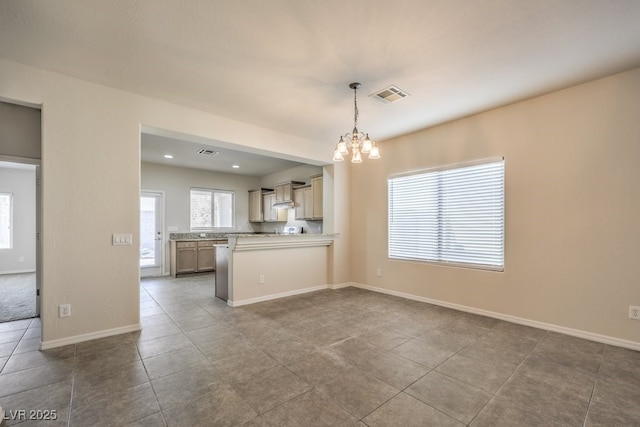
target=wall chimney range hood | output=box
[273,200,295,209]
[272,181,305,209]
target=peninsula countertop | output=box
[227,233,338,251]
[169,232,337,241]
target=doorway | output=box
[140,191,164,277]
[0,161,39,323]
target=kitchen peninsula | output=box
[216,233,336,306]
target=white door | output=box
[140,191,164,277]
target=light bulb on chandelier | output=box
[332,83,380,163]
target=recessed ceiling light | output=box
[164,154,173,159]
[232,165,240,169]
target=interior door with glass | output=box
[140,191,164,277]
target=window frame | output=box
[0,192,13,250]
[388,158,505,272]
[189,187,235,231]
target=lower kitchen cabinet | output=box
[196,240,215,272]
[170,240,220,277]
[172,241,196,275]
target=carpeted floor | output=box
[0,272,36,323]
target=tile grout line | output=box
[394,324,553,425]
[468,328,552,426]
[581,345,606,427]
[65,343,78,427]
[395,324,493,425]
[3,320,31,365]
[138,282,171,427]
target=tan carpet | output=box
[0,272,36,323]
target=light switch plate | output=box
[112,233,133,245]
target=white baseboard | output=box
[328,282,353,289]
[351,282,640,352]
[40,323,141,350]
[228,285,330,307]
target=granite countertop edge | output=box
[169,233,336,241]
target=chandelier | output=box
[332,82,380,163]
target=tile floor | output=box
[1,274,639,426]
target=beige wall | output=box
[0,58,335,347]
[141,162,262,234]
[328,162,351,286]
[230,246,329,303]
[350,68,640,345]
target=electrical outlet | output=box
[259,275,265,284]
[59,304,71,318]
[376,268,382,277]
[630,305,640,320]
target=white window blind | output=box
[190,188,234,230]
[388,159,504,271]
[0,193,12,249]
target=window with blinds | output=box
[190,188,234,230]
[388,159,504,271]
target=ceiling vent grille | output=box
[197,148,219,156]
[371,85,409,103]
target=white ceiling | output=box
[2,0,640,172]
[140,133,309,176]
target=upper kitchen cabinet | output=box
[311,174,323,219]
[294,174,323,221]
[275,181,305,204]
[294,186,311,220]
[248,188,273,223]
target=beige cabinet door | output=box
[176,243,197,274]
[248,190,263,222]
[294,188,305,220]
[275,184,288,203]
[196,243,215,272]
[263,193,273,221]
[303,187,313,219]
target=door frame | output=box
[35,164,41,315]
[140,190,165,277]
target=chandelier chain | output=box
[353,86,359,129]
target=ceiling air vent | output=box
[197,148,219,156]
[371,85,409,103]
